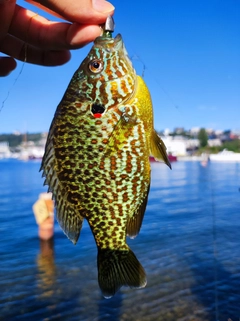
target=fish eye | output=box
[89,59,103,73]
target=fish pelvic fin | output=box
[127,184,150,239]
[97,248,147,299]
[150,130,172,169]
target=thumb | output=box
[0,57,17,77]
[25,0,115,24]
[0,0,16,42]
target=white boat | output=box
[209,149,240,162]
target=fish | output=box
[41,16,171,298]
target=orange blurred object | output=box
[33,193,54,241]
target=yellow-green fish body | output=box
[41,26,170,298]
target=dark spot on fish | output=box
[85,186,92,192]
[67,146,75,152]
[67,192,79,202]
[102,139,108,144]
[95,119,102,125]
[66,122,76,129]
[71,185,79,191]
[55,147,67,155]
[91,139,98,144]
[91,103,105,115]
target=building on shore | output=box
[0,142,12,159]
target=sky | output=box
[0,0,239,134]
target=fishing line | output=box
[0,59,26,113]
[0,13,38,113]
[153,76,181,112]
[130,53,181,113]
[130,54,146,78]
[208,163,220,321]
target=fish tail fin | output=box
[97,248,147,299]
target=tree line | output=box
[198,128,240,153]
[0,133,42,147]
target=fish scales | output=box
[41,21,171,298]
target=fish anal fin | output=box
[98,248,147,299]
[127,185,150,239]
[150,130,171,169]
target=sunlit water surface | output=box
[0,159,240,321]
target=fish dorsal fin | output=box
[41,135,84,244]
[126,184,150,239]
[150,130,171,169]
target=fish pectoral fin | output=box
[127,185,150,239]
[104,115,130,156]
[55,196,84,245]
[150,130,172,169]
[97,248,147,299]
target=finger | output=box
[24,0,66,20]
[9,5,102,50]
[0,56,17,77]
[0,0,16,41]
[0,34,71,66]
[25,0,115,24]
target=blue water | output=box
[0,159,240,321]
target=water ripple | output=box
[0,160,240,320]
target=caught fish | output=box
[41,16,171,298]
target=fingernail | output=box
[92,0,115,13]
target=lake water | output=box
[0,159,240,321]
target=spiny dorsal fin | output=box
[127,184,150,239]
[150,130,171,169]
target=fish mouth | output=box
[94,33,123,51]
[95,33,132,63]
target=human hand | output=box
[0,0,114,77]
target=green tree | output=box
[198,128,208,148]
